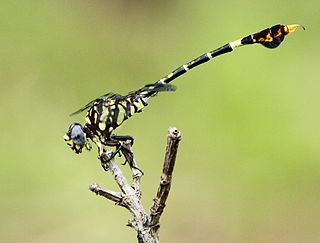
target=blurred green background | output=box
[1,0,319,242]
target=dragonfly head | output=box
[63,123,86,154]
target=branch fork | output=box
[89,127,182,243]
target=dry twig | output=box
[89,127,182,243]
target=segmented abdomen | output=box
[241,24,289,49]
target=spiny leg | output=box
[111,134,134,146]
[104,135,143,174]
[106,136,134,162]
[105,136,133,158]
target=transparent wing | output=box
[69,92,120,116]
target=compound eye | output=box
[70,124,85,145]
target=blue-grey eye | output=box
[70,124,85,145]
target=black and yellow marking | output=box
[240,24,304,49]
[64,23,303,155]
[157,44,233,85]
[157,24,303,86]
[77,82,176,151]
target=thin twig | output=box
[149,127,182,227]
[89,128,182,243]
[98,151,148,234]
[89,183,127,208]
[100,151,137,197]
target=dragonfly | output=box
[64,24,303,161]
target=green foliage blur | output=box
[1,0,319,242]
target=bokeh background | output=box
[1,0,319,242]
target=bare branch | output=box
[149,127,182,227]
[100,151,134,195]
[97,151,150,240]
[89,183,127,208]
[89,128,182,242]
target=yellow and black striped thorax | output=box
[84,93,147,139]
[83,82,176,141]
